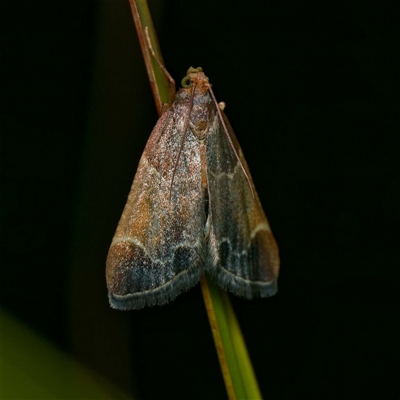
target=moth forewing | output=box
[106,90,206,310]
[205,109,279,298]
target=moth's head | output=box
[181,67,210,92]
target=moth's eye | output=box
[181,76,191,88]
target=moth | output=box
[106,66,279,310]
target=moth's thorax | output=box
[176,72,215,140]
[190,95,215,139]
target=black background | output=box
[1,1,399,399]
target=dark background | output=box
[1,1,399,399]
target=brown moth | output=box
[106,66,279,310]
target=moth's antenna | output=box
[208,87,255,198]
[144,27,175,90]
[169,84,196,199]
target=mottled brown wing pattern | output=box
[206,112,279,298]
[106,67,279,309]
[106,95,206,309]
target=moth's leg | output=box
[144,27,175,92]
[160,103,170,115]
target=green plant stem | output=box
[128,0,173,114]
[201,276,263,400]
[128,1,263,398]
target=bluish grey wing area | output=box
[106,105,206,309]
[206,112,279,298]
